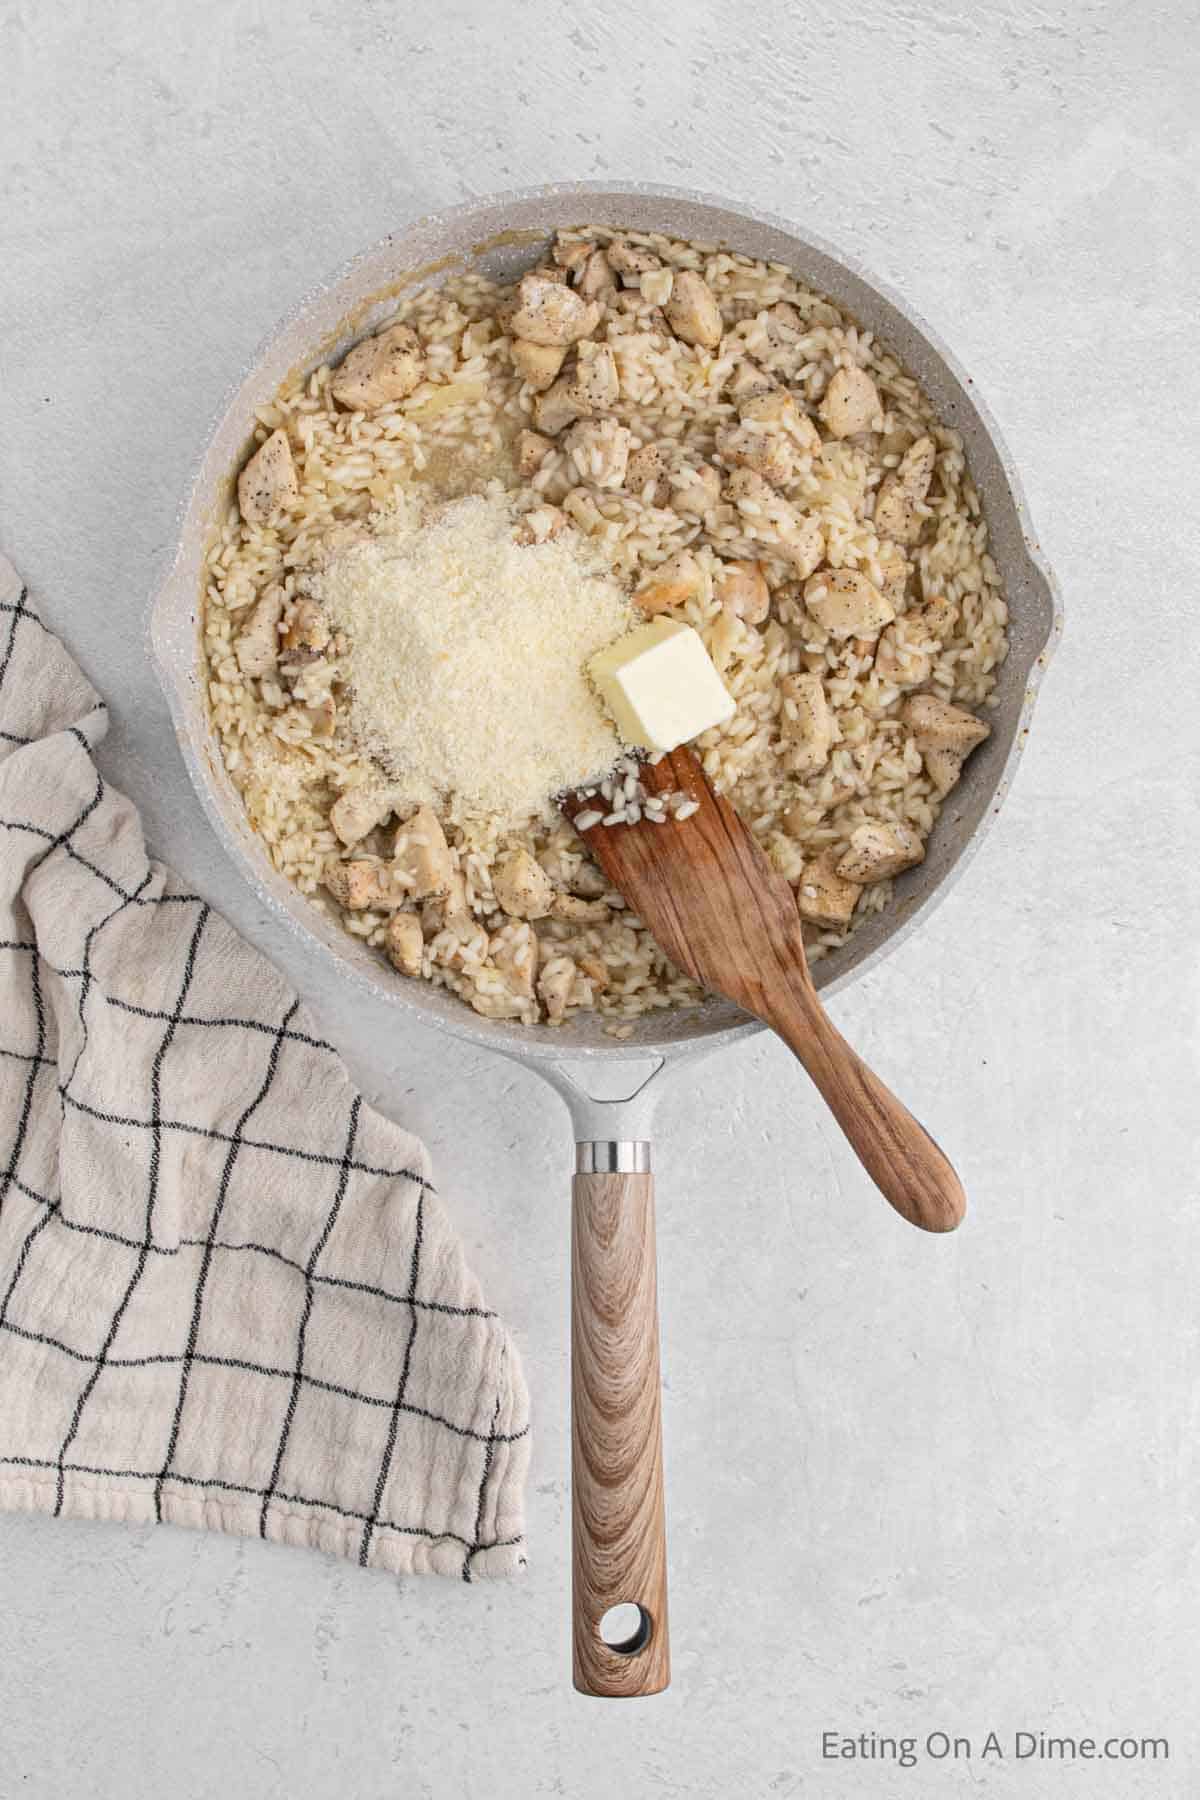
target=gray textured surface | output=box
[1,1,1197,1794]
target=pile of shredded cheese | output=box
[309,490,634,826]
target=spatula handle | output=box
[571,1157,670,1697]
[771,988,966,1234]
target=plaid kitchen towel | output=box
[0,557,529,1579]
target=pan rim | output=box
[147,179,1063,1069]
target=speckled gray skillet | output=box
[150,186,1062,1691]
[148,181,1062,1142]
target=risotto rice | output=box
[202,225,1008,1029]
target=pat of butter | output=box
[588,618,736,753]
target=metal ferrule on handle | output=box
[576,1142,651,1174]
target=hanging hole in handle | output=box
[598,1602,653,1656]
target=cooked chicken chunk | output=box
[385,912,424,977]
[903,694,991,796]
[393,806,455,901]
[564,418,632,489]
[551,893,611,924]
[329,785,395,848]
[238,429,298,529]
[511,338,567,391]
[538,847,605,899]
[625,442,672,503]
[577,954,611,992]
[331,323,423,412]
[324,859,403,912]
[516,429,554,479]
[796,850,862,928]
[606,239,662,277]
[664,270,723,350]
[874,435,936,544]
[460,318,496,359]
[718,390,820,487]
[280,597,331,663]
[537,953,577,1023]
[703,604,737,673]
[235,583,285,677]
[422,866,473,936]
[510,273,602,345]
[727,468,824,576]
[873,619,932,689]
[765,301,803,343]
[533,377,583,435]
[727,359,777,404]
[551,238,594,275]
[903,693,991,753]
[775,510,825,579]
[741,389,822,452]
[494,847,555,920]
[564,342,619,414]
[716,417,792,487]
[714,559,769,624]
[636,549,703,615]
[570,860,609,899]
[670,461,722,517]
[577,249,616,302]
[819,365,883,439]
[778,671,832,773]
[803,568,895,640]
[835,820,925,883]
[874,595,955,687]
[875,540,910,610]
[920,594,959,639]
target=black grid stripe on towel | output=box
[0,559,529,1580]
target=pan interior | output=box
[151,184,1059,1067]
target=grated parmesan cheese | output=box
[308,488,634,827]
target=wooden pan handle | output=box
[571,1167,670,1697]
[769,986,966,1234]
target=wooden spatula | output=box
[562,745,964,1699]
[569,744,965,1233]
